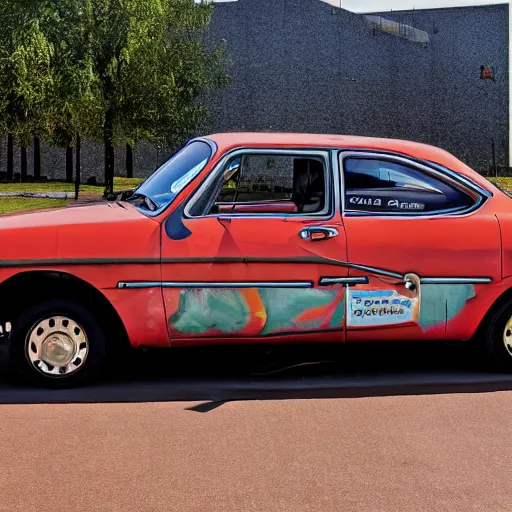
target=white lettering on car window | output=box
[349,196,382,206]
[348,196,425,211]
[387,199,425,210]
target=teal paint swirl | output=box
[419,284,476,330]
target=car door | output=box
[339,151,501,342]
[162,148,351,342]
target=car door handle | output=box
[298,226,339,241]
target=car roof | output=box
[205,132,494,192]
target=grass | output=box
[0,198,68,215]
[0,177,144,194]
[112,177,144,188]
[0,176,509,215]
[0,177,144,214]
[488,177,512,192]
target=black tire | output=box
[483,299,512,373]
[10,298,106,388]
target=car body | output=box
[1,132,512,386]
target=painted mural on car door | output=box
[165,285,345,338]
[164,274,478,339]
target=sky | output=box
[205,0,509,12]
[319,0,508,12]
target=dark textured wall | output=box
[0,0,508,181]
[205,0,508,173]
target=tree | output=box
[0,5,55,179]
[81,0,229,196]
[0,0,99,186]
[39,1,103,187]
[0,0,228,192]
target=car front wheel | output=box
[11,299,106,387]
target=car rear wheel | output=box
[11,299,105,387]
[483,299,512,373]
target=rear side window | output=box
[343,158,474,214]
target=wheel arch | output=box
[0,270,130,353]
[474,285,512,340]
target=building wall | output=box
[205,0,509,174]
[0,0,508,181]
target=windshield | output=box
[132,140,213,213]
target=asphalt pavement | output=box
[1,341,512,511]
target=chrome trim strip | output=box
[117,282,162,289]
[319,277,369,286]
[330,148,343,221]
[424,160,492,198]
[118,281,313,289]
[420,277,492,284]
[118,276,491,289]
[161,281,313,288]
[344,209,468,218]
[183,148,333,219]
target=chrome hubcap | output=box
[27,316,88,376]
[504,316,512,356]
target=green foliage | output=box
[0,0,97,147]
[84,0,229,147]
[0,0,230,189]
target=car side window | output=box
[188,153,328,216]
[343,157,475,214]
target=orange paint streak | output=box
[239,288,267,334]
[295,304,334,323]
[293,291,345,330]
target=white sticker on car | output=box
[347,289,419,327]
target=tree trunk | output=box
[126,143,133,178]
[103,142,115,196]
[103,109,115,197]
[110,145,115,185]
[75,134,81,201]
[20,147,27,181]
[65,145,73,183]
[33,137,41,178]
[104,140,108,192]
[7,134,13,180]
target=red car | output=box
[0,132,511,386]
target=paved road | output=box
[1,342,512,512]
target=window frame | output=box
[339,151,485,217]
[184,148,335,219]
